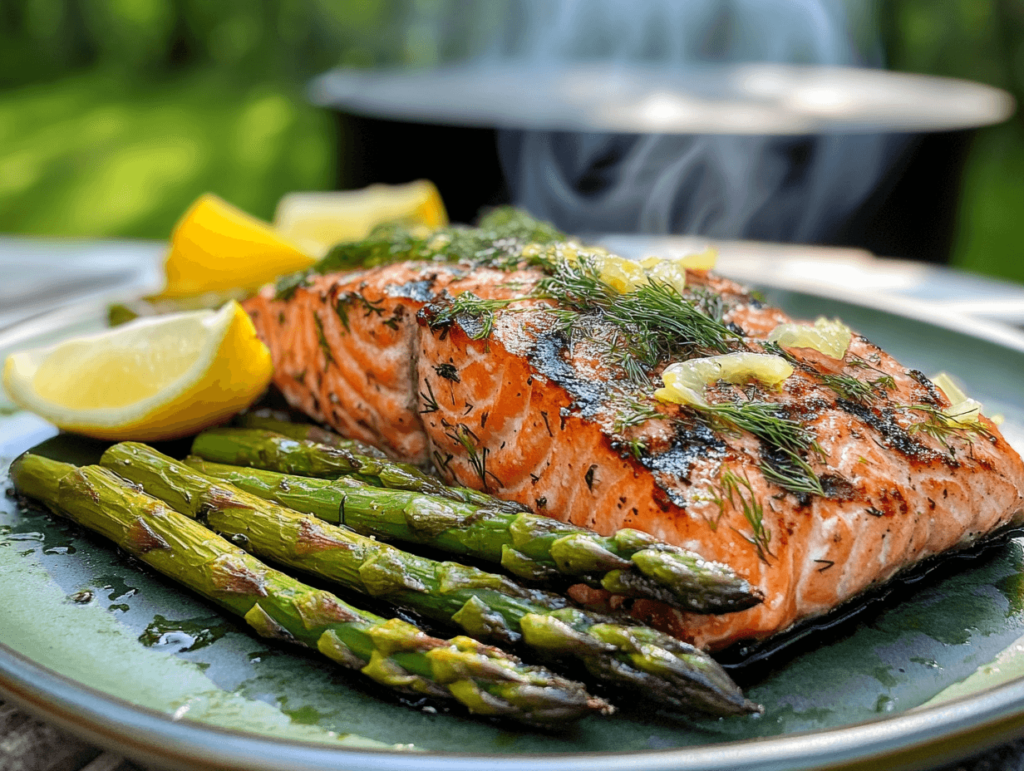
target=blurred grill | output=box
[312,63,1013,263]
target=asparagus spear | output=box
[236,412,388,459]
[106,442,758,716]
[194,427,527,515]
[10,453,608,726]
[187,433,762,614]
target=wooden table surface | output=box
[0,698,145,771]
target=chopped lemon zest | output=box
[767,317,852,359]
[931,372,984,425]
[598,257,649,293]
[644,260,689,294]
[655,353,794,408]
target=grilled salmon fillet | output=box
[245,260,1024,650]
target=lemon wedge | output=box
[273,180,448,257]
[159,194,316,299]
[3,301,272,441]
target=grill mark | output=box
[639,420,727,507]
[527,332,608,417]
[836,398,945,465]
[908,369,943,406]
[385,278,437,302]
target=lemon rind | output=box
[2,302,264,436]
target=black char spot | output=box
[527,332,608,417]
[639,421,726,507]
[385,279,437,303]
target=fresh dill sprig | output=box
[872,374,897,391]
[688,287,728,324]
[763,342,896,404]
[426,292,521,340]
[705,402,813,455]
[611,280,740,356]
[612,398,664,433]
[817,374,874,402]
[312,311,333,367]
[443,422,501,490]
[759,450,825,497]
[419,379,440,414]
[759,340,790,360]
[906,403,992,447]
[535,255,742,383]
[702,402,823,496]
[427,251,740,368]
[705,467,772,563]
[847,354,885,372]
[274,271,312,301]
[817,371,895,403]
[623,437,648,460]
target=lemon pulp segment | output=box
[32,318,208,409]
[3,301,273,441]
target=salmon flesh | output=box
[245,256,1024,650]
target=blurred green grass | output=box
[2,69,1020,287]
[0,0,1022,287]
[952,124,1024,284]
[0,68,334,239]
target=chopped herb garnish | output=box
[432,450,454,475]
[872,375,897,392]
[612,398,664,433]
[427,292,519,340]
[625,437,648,460]
[759,450,825,497]
[312,312,333,367]
[818,374,874,402]
[419,379,440,414]
[905,403,991,450]
[310,207,565,277]
[357,295,386,319]
[706,468,772,563]
[444,422,502,490]
[816,373,896,403]
[764,343,896,407]
[333,298,351,333]
[275,271,311,301]
[535,255,741,384]
[700,401,823,496]
[433,363,460,383]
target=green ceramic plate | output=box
[2,288,1024,771]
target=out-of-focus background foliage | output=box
[0,0,1022,283]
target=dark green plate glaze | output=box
[2,290,1024,771]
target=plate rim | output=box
[5,633,1024,771]
[2,287,1024,771]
